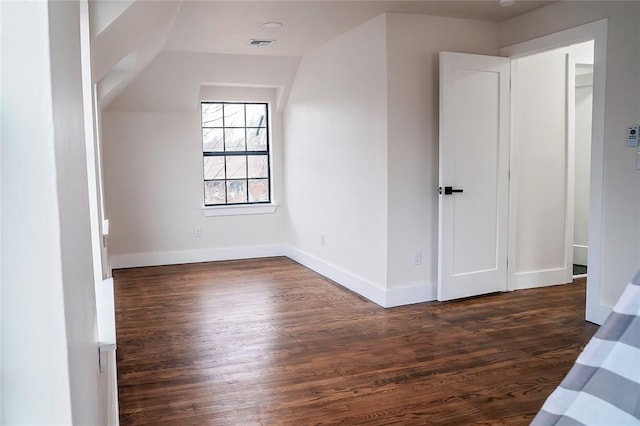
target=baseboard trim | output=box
[284,246,387,306]
[385,282,436,308]
[110,245,435,308]
[586,302,611,325]
[284,246,435,308]
[509,268,573,291]
[109,244,286,270]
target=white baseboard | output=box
[509,267,573,291]
[586,302,611,325]
[284,246,435,308]
[284,246,387,306]
[385,282,436,307]
[110,244,434,308]
[107,350,119,426]
[109,244,286,270]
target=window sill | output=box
[202,203,278,217]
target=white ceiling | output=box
[90,0,555,108]
[163,1,555,57]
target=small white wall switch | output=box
[628,125,639,147]
[413,250,422,266]
[195,226,201,237]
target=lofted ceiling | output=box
[164,1,555,57]
[90,0,554,108]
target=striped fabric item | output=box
[532,271,640,425]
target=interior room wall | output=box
[1,3,72,422]
[500,1,640,307]
[284,14,389,292]
[104,52,298,268]
[48,1,104,423]
[1,1,104,423]
[384,13,500,295]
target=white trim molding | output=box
[285,246,387,306]
[202,203,278,217]
[501,18,609,325]
[510,268,573,291]
[110,244,436,308]
[285,246,435,308]
[110,244,286,269]
[385,283,435,308]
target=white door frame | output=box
[501,19,608,324]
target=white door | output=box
[438,52,511,301]
[508,49,575,290]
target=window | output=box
[201,102,271,206]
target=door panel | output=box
[508,49,574,290]
[438,52,510,301]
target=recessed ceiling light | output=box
[262,22,283,30]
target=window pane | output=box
[204,181,225,205]
[225,128,246,151]
[226,156,247,179]
[224,104,245,127]
[246,104,267,127]
[247,127,267,151]
[227,180,247,203]
[203,128,224,152]
[248,179,269,202]
[203,157,225,180]
[202,103,223,127]
[247,155,268,178]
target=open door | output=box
[508,48,575,290]
[438,52,510,301]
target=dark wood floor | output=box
[114,257,597,425]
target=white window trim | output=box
[201,203,278,217]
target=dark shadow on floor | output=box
[573,264,587,276]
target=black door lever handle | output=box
[439,186,464,195]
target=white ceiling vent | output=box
[249,39,275,47]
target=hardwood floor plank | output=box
[114,257,597,425]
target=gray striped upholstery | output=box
[532,271,640,425]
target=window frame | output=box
[201,101,272,207]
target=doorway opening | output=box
[573,62,593,278]
[501,19,608,324]
[508,39,594,289]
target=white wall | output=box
[284,14,389,291]
[500,1,640,308]
[1,2,72,422]
[104,53,298,268]
[385,13,500,293]
[1,1,104,423]
[0,1,3,419]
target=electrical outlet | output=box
[195,226,201,237]
[413,250,422,266]
[320,233,325,246]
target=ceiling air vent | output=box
[249,39,275,47]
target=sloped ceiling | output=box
[106,51,300,113]
[91,0,554,110]
[90,1,182,109]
